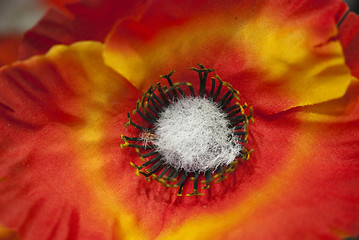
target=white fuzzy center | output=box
[153,97,242,172]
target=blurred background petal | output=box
[0,0,78,67]
[345,0,359,13]
[0,0,358,68]
[0,0,46,34]
[0,0,45,67]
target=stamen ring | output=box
[121,64,253,196]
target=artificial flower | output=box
[0,0,359,240]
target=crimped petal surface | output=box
[104,0,351,114]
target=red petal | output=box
[103,81,359,239]
[217,81,359,239]
[0,224,20,240]
[0,35,22,67]
[339,12,359,78]
[104,0,352,114]
[1,1,359,239]
[0,42,143,239]
[19,0,148,60]
[1,41,359,239]
[41,0,81,16]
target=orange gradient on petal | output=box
[156,119,314,240]
[45,42,147,240]
[0,35,22,67]
[0,225,19,240]
[104,1,351,112]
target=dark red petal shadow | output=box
[19,0,148,60]
[339,12,359,78]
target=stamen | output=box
[160,70,185,100]
[122,64,253,196]
[165,84,186,98]
[139,150,158,158]
[158,165,172,179]
[152,94,166,110]
[121,135,142,142]
[234,125,246,130]
[220,93,235,109]
[234,131,247,136]
[227,107,242,118]
[135,101,156,124]
[165,168,176,180]
[125,113,151,132]
[202,170,213,189]
[145,160,165,177]
[212,76,223,101]
[217,90,232,107]
[157,83,171,106]
[176,172,188,196]
[225,103,240,113]
[132,154,162,170]
[230,114,246,125]
[162,86,175,101]
[187,172,204,196]
[168,169,180,180]
[189,63,214,98]
[146,102,160,116]
[209,77,216,99]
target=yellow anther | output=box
[246,149,254,160]
[186,192,204,197]
[215,175,227,184]
[202,184,211,190]
[130,162,141,176]
[120,142,129,149]
[249,106,254,123]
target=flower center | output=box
[153,97,242,172]
[121,64,253,196]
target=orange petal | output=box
[104,0,351,114]
[153,81,359,240]
[100,80,359,239]
[1,2,359,240]
[0,41,148,239]
[1,41,358,239]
